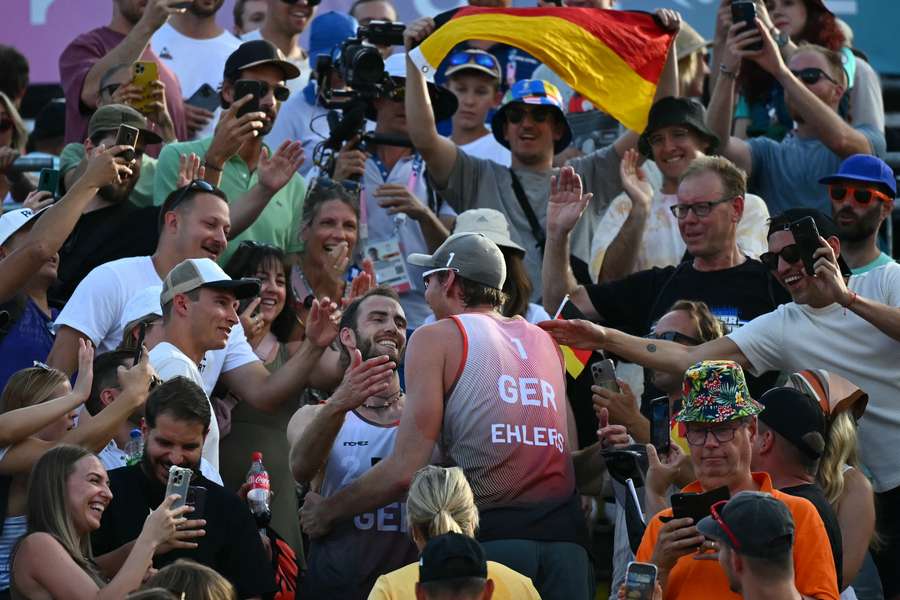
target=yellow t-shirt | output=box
[367,560,541,600]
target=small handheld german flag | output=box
[408,6,675,132]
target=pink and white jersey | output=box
[442,313,576,511]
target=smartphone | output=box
[165,465,193,510]
[131,61,158,114]
[37,168,60,199]
[623,561,658,600]
[114,123,139,163]
[186,485,207,519]
[649,396,670,457]
[238,295,260,317]
[731,1,763,51]
[591,359,620,393]
[133,320,148,364]
[186,82,220,112]
[234,80,262,118]
[671,485,730,524]
[789,216,821,277]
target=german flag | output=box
[408,7,674,132]
[554,296,600,382]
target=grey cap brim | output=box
[203,278,261,300]
[696,515,726,545]
[407,252,439,269]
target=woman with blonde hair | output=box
[368,466,539,599]
[145,559,237,600]
[10,445,187,599]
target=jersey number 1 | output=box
[511,338,528,360]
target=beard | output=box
[835,204,882,242]
[356,331,404,365]
[190,0,226,17]
[141,448,201,488]
[97,179,136,205]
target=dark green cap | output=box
[87,104,162,145]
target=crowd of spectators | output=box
[0,0,897,599]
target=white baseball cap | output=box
[0,207,49,247]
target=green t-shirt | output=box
[852,252,894,275]
[153,137,307,266]
[59,142,157,208]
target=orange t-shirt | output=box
[635,472,839,600]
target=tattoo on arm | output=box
[646,343,657,353]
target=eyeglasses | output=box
[384,84,405,103]
[669,197,734,219]
[759,244,803,271]
[710,499,742,550]
[648,331,701,346]
[829,184,893,206]
[448,51,500,75]
[422,267,457,289]
[791,67,839,86]
[685,422,744,446]
[505,105,554,125]
[236,79,291,102]
[0,118,14,132]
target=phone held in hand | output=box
[789,216,822,277]
[591,358,620,393]
[731,1,763,51]
[649,396,671,457]
[131,61,159,115]
[670,485,731,524]
[37,168,60,199]
[114,124,140,163]
[624,561,658,600]
[186,83,220,112]
[165,465,193,510]
[234,80,262,118]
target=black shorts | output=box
[872,484,900,597]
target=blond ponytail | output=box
[407,466,479,543]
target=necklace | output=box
[362,389,403,409]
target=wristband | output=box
[719,64,739,80]
[842,291,858,310]
[202,161,223,173]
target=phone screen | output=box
[624,562,657,600]
[649,397,670,456]
[731,1,762,51]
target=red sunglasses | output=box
[829,184,892,206]
[710,499,741,550]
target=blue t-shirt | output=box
[0,298,58,393]
[748,126,886,215]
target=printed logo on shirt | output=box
[354,501,408,533]
[490,375,566,453]
[159,47,173,60]
[711,306,747,333]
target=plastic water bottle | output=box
[246,452,271,530]
[124,429,143,466]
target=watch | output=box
[771,28,790,49]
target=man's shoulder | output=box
[162,137,211,157]
[63,26,120,54]
[772,487,822,521]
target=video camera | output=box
[313,21,412,178]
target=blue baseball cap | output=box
[308,11,358,69]
[491,79,573,154]
[819,154,897,197]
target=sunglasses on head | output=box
[236,79,290,102]
[160,179,217,228]
[448,51,499,73]
[829,184,892,206]
[759,244,803,271]
[791,67,838,86]
[505,105,554,124]
[710,499,742,550]
[0,118,14,133]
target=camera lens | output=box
[346,45,384,87]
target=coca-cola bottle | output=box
[246,452,271,530]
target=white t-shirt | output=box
[588,161,770,280]
[266,93,329,176]
[99,439,223,484]
[727,263,900,492]
[149,341,221,473]
[458,132,511,167]
[152,23,241,139]
[55,256,259,395]
[241,29,311,95]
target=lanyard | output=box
[360,154,425,240]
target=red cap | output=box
[252,452,263,461]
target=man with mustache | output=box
[153,40,307,266]
[821,154,896,274]
[288,286,417,599]
[152,0,241,138]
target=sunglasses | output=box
[422,267,458,289]
[384,84,405,103]
[759,243,803,271]
[160,179,217,228]
[0,118,14,133]
[648,331,701,346]
[669,197,734,219]
[710,499,742,550]
[791,67,838,86]
[829,184,893,206]
[448,51,500,74]
[236,79,291,102]
[505,105,554,124]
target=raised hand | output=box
[653,8,681,32]
[239,297,265,346]
[22,190,54,212]
[305,296,341,349]
[71,339,95,402]
[403,17,436,51]
[538,318,607,350]
[809,236,853,306]
[547,166,593,238]
[593,380,642,431]
[176,152,204,188]
[204,95,266,168]
[597,407,631,449]
[140,494,199,551]
[81,145,134,188]
[332,136,367,181]
[117,348,155,399]
[374,184,431,221]
[258,140,304,195]
[619,149,652,213]
[345,260,376,306]
[329,349,396,413]
[139,0,189,32]
[645,443,687,499]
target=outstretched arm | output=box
[404,18,459,189]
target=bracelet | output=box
[719,64,739,80]
[842,291,858,310]
[202,161,223,173]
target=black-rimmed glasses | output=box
[669,197,734,219]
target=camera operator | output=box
[326,52,458,329]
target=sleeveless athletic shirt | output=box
[443,313,586,548]
[300,411,418,600]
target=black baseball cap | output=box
[638,96,720,158]
[767,208,852,277]
[419,533,487,583]
[697,491,795,558]
[224,40,301,82]
[758,387,827,460]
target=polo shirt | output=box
[153,136,307,265]
[636,472,839,600]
